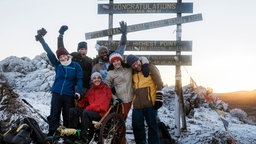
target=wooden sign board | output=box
[97,40,192,51]
[85,13,203,39]
[98,3,193,14]
[124,55,192,65]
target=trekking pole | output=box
[22,99,48,124]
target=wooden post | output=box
[108,0,113,41]
[174,92,180,136]
[177,0,187,131]
[174,0,187,137]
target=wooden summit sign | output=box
[85,13,202,39]
[98,3,193,14]
[123,55,192,66]
[97,40,192,51]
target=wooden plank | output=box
[98,3,193,14]
[97,40,192,51]
[85,13,202,39]
[124,55,192,65]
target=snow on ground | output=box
[1,54,256,144]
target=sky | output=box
[0,0,256,93]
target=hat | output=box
[126,54,139,66]
[56,48,69,59]
[98,46,109,55]
[91,72,102,80]
[109,52,123,64]
[77,41,87,51]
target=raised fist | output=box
[59,25,68,35]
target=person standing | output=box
[92,21,127,83]
[126,54,164,144]
[35,28,83,136]
[106,53,149,144]
[106,52,132,120]
[69,72,112,143]
[106,53,149,119]
[57,25,92,95]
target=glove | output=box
[59,25,68,35]
[142,64,149,77]
[37,28,47,36]
[119,21,127,35]
[113,98,122,105]
[119,21,127,45]
[35,28,47,41]
[154,91,163,110]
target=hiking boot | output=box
[35,28,47,41]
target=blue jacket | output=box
[39,39,83,96]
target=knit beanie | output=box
[109,52,123,64]
[98,46,109,55]
[126,54,139,66]
[56,48,69,59]
[77,41,87,51]
[91,72,102,80]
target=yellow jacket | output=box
[132,63,163,109]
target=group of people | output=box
[35,21,164,144]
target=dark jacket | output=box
[70,52,92,89]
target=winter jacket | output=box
[77,82,112,117]
[58,36,92,89]
[70,52,92,89]
[106,66,133,103]
[132,63,163,109]
[39,38,83,96]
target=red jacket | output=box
[77,82,112,117]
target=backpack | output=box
[1,117,47,144]
[158,121,176,144]
[21,117,47,144]
[2,123,32,144]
